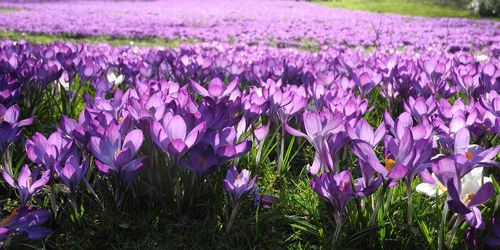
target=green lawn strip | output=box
[0,30,195,48]
[0,7,19,13]
[315,0,469,17]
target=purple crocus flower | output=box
[0,104,34,152]
[181,144,220,176]
[481,90,500,116]
[434,157,495,230]
[198,97,242,131]
[242,87,269,123]
[191,77,238,103]
[149,113,206,161]
[311,170,355,214]
[285,110,343,174]
[346,118,386,147]
[25,130,75,170]
[0,76,20,106]
[54,155,90,194]
[403,96,437,122]
[0,206,52,242]
[351,134,410,181]
[60,115,89,146]
[276,86,308,125]
[207,127,251,162]
[353,69,382,97]
[416,57,454,98]
[447,177,494,230]
[2,165,50,205]
[347,118,386,196]
[451,62,479,99]
[223,165,257,204]
[90,122,144,184]
[453,128,500,176]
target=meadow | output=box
[0,0,498,249]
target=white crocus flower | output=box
[59,75,70,91]
[476,54,489,62]
[107,71,124,86]
[416,168,491,198]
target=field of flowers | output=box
[0,0,499,249]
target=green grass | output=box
[0,8,18,13]
[316,0,470,17]
[0,30,191,48]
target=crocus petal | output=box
[2,169,16,188]
[120,158,144,184]
[388,164,408,179]
[114,147,133,167]
[373,123,386,146]
[468,182,494,207]
[18,165,32,188]
[284,123,308,139]
[447,179,471,214]
[185,122,206,147]
[123,129,144,157]
[18,117,34,127]
[416,183,438,197]
[254,123,270,142]
[465,207,484,230]
[0,227,10,241]
[234,141,251,156]
[30,169,50,192]
[309,152,321,175]
[25,226,52,240]
[454,128,470,155]
[90,136,114,166]
[304,112,321,137]
[168,139,187,154]
[208,78,224,97]
[190,80,209,97]
[222,77,239,97]
[94,160,113,174]
[166,115,186,140]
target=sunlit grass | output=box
[0,7,19,13]
[0,30,191,48]
[316,0,470,17]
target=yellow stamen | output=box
[465,151,473,160]
[465,193,475,205]
[236,174,241,180]
[28,176,33,187]
[0,115,4,123]
[385,155,396,172]
[437,182,447,192]
[119,116,125,124]
[0,209,17,227]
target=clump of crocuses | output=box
[311,170,355,242]
[90,122,144,207]
[0,206,52,246]
[223,165,256,233]
[2,165,50,206]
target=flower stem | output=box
[370,183,387,225]
[384,186,393,213]
[277,127,285,174]
[446,214,462,248]
[49,182,59,218]
[333,213,343,243]
[406,182,413,226]
[225,203,238,234]
[438,202,448,250]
